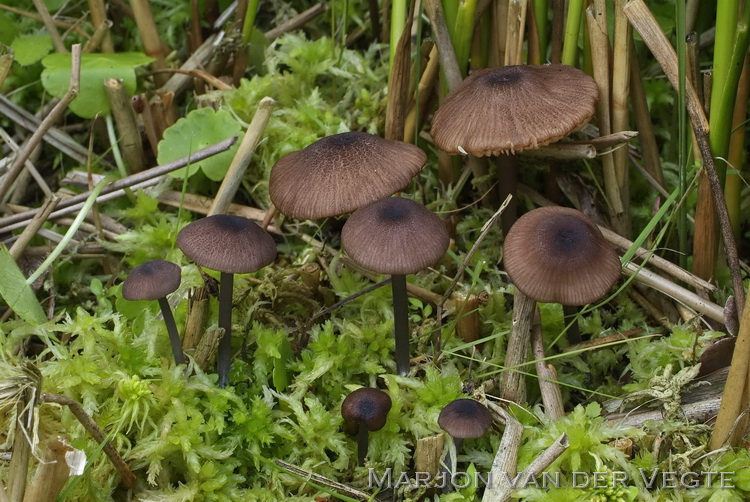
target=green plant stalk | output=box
[104,115,128,178]
[389,0,407,73]
[392,274,410,376]
[708,0,739,176]
[453,0,478,76]
[241,0,260,43]
[442,0,460,49]
[26,179,108,285]
[561,0,585,65]
[534,0,548,61]
[217,271,234,388]
[725,54,750,237]
[676,0,688,267]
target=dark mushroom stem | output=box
[391,274,410,376]
[356,426,369,466]
[157,297,185,365]
[439,436,464,492]
[217,271,234,388]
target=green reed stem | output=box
[241,0,260,43]
[534,0,548,61]
[453,0,478,75]
[390,0,407,72]
[561,0,585,65]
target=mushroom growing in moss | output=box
[341,197,449,375]
[122,259,184,365]
[501,206,620,403]
[177,214,276,387]
[438,398,492,492]
[341,387,392,466]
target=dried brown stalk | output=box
[41,393,135,488]
[105,78,146,173]
[82,20,114,54]
[87,0,114,52]
[31,0,66,53]
[265,3,326,41]
[531,312,564,419]
[424,0,462,91]
[129,0,168,86]
[23,438,74,502]
[385,0,415,141]
[8,196,61,261]
[504,0,527,66]
[481,401,524,502]
[0,45,81,203]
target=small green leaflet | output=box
[12,34,52,66]
[41,52,154,118]
[0,246,47,325]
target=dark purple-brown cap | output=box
[503,206,621,306]
[269,132,426,219]
[341,388,392,431]
[431,65,598,156]
[177,214,276,274]
[341,197,450,276]
[438,399,493,439]
[122,259,181,301]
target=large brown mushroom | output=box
[342,197,449,375]
[269,131,426,220]
[430,64,598,232]
[177,214,276,387]
[500,206,620,403]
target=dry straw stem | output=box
[129,0,168,86]
[384,0,415,141]
[481,400,524,502]
[265,3,326,41]
[500,292,536,404]
[569,130,639,150]
[87,0,114,52]
[586,4,622,215]
[710,296,750,449]
[209,97,276,215]
[621,0,744,316]
[0,137,238,233]
[611,0,631,189]
[629,42,665,187]
[504,0,527,66]
[404,45,439,144]
[82,20,113,54]
[0,44,81,203]
[23,438,74,502]
[424,0,463,91]
[622,262,724,323]
[105,78,146,173]
[274,460,373,501]
[182,287,210,350]
[0,5,88,37]
[32,0,66,53]
[0,51,12,89]
[41,393,136,488]
[8,195,60,261]
[531,314,565,420]
[519,142,595,160]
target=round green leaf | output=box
[41,52,154,118]
[12,34,52,66]
[158,108,242,181]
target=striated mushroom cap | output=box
[438,399,493,439]
[269,132,426,220]
[177,214,276,274]
[503,206,621,306]
[122,259,181,301]
[431,64,598,156]
[341,197,449,276]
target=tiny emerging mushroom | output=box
[341,387,392,466]
[341,197,450,375]
[177,214,276,388]
[122,259,184,365]
[438,398,492,492]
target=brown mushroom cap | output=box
[503,206,621,306]
[122,259,181,301]
[341,388,392,432]
[431,64,598,156]
[269,132,427,220]
[341,197,450,276]
[176,214,276,274]
[438,399,493,439]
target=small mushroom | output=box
[438,399,492,491]
[177,214,276,387]
[341,388,392,466]
[269,131,426,220]
[122,259,184,365]
[501,206,621,404]
[342,197,450,375]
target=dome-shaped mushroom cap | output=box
[341,388,392,431]
[431,64,598,156]
[503,206,621,306]
[177,214,276,274]
[341,197,450,276]
[269,132,427,220]
[438,399,493,439]
[122,259,181,301]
